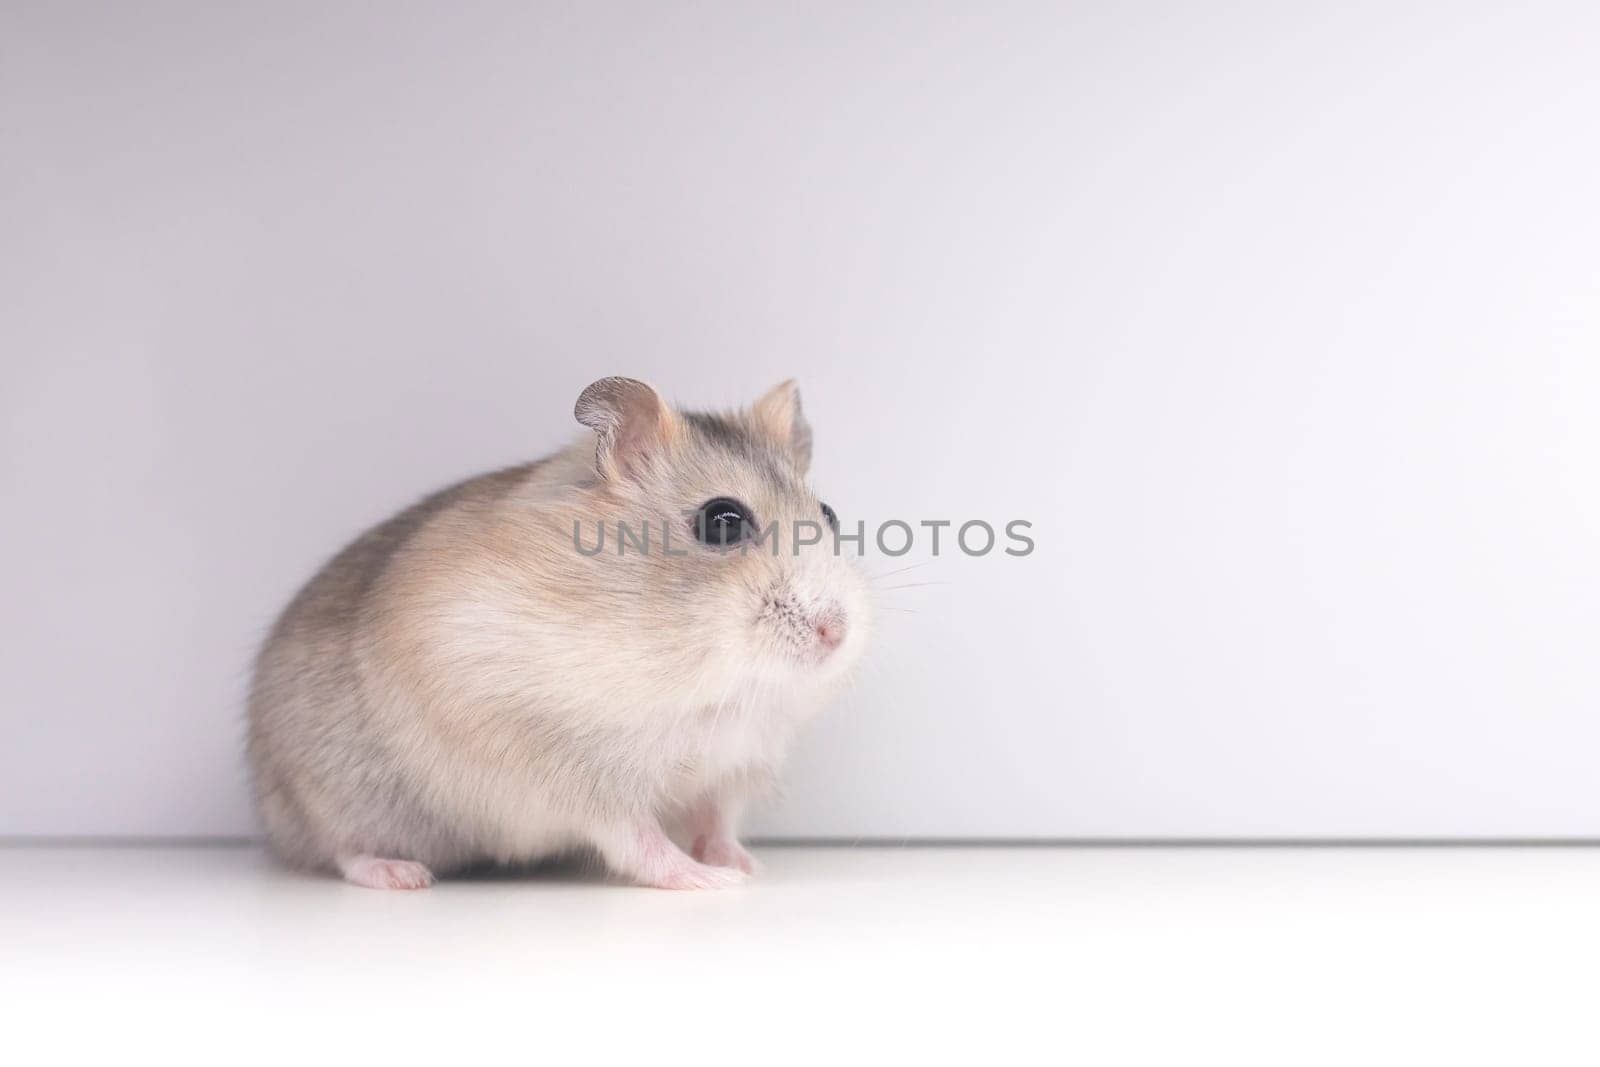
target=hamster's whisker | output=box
[873,581,949,591]
[866,561,936,582]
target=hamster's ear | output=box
[574,377,679,481]
[752,379,814,473]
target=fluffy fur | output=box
[246,378,868,889]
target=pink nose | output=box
[817,615,847,650]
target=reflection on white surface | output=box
[2,844,1596,1063]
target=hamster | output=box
[246,377,869,889]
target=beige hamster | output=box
[246,377,869,889]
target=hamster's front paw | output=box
[596,823,750,891]
[650,861,749,891]
[693,836,763,876]
[338,854,435,890]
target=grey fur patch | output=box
[682,410,796,491]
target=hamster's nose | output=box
[816,613,848,651]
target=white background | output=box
[4,1,1598,838]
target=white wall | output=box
[4,2,1599,838]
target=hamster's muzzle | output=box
[758,591,856,666]
[816,608,848,652]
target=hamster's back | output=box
[245,459,545,871]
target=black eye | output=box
[820,502,838,533]
[695,497,755,547]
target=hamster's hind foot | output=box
[338,854,435,890]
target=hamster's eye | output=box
[695,497,754,547]
[820,502,839,533]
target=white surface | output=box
[4,3,1600,838]
[2,844,1597,1063]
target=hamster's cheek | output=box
[685,553,771,657]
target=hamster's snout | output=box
[758,587,858,669]
[816,610,847,652]
[753,548,868,678]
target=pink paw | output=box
[339,855,435,890]
[649,860,748,891]
[693,836,762,876]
